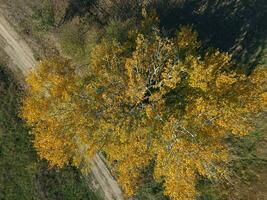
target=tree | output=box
[21,26,266,200]
[20,59,81,167]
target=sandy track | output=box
[0,10,124,200]
[0,12,36,76]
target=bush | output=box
[104,19,134,43]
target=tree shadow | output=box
[57,0,99,26]
[157,0,267,70]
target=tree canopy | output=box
[21,26,266,200]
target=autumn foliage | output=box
[21,26,266,200]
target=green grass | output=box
[31,0,55,33]
[0,66,101,200]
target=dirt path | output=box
[0,10,124,200]
[0,12,36,76]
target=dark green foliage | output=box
[0,66,100,200]
[35,165,99,200]
[196,179,227,200]
[134,162,170,200]
[104,19,131,43]
[134,180,169,200]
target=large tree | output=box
[21,26,266,200]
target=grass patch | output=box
[31,0,55,33]
[197,129,267,200]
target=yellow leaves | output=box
[47,74,64,85]
[194,97,206,113]
[153,136,227,200]
[215,73,237,88]
[135,34,145,47]
[145,105,154,119]
[186,50,232,92]
[32,118,74,168]
[176,26,201,51]
[20,97,44,124]
[124,32,177,105]
[204,51,231,71]
[26,72,42,92]
[26,58,78,103]
[20,25,267,200]
[125,56,147,104]
[186,55,208,91]
[90,39,124,74]
[261,92,267,107]
[104,128,152,196]
[164,176,197,200]
[159,61,183,98]
[21,58,87,168]
[248,65,267,85]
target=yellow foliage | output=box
[176,26,201,50]
[21,59,82,167]
[21,26,267,200]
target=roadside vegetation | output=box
[20,1,267,200]
[1,0,266,199]
[0,66,100,200]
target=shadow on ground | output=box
[157,0,267,69]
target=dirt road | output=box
[0,10,124,200]
[0,12,36,76]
